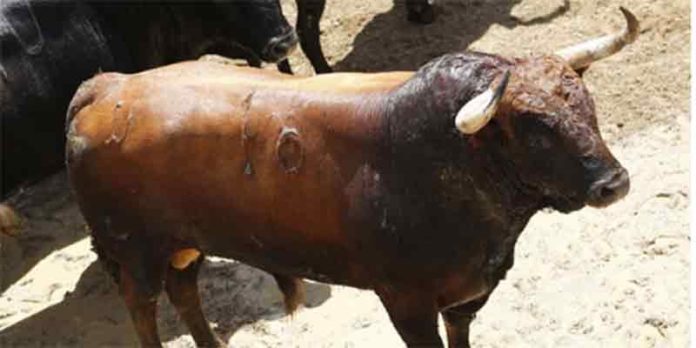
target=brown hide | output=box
[66,51,632,348]
[65,8,637,345]
[67,61,415,287]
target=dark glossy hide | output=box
[66,50,628,346]
[0,0,293,197]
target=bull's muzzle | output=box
[587,168,630,207]
[261,28,299,63]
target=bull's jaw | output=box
[543,196,585,214]
[538,185,586,213]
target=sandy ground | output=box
[0,0,690,347]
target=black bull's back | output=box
[0,0,294,197]
[1,1,116,195]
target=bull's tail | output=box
[272,274,305,315]
[0,204,22,236]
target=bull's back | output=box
[67,61,399,283]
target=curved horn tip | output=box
[494,70,511,97]
[555,7,640,70]
[619,7,640,43]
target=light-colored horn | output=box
[0,204,22,236]
[555,7,639,70]
[455,71,510,134]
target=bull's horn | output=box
[455,71,510,134]
[555,7,639,70]
[0,204,22,236]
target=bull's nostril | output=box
[588,168,630,207]
[599,186,615,199]
[262,30,298,63]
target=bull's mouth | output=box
[543,194,586,214]
[540,167,630,213]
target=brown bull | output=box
[66,8,637,347]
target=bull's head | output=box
[455,7,637,212]
[200,0,298,63]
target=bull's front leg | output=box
[377,288,443,347]
[277,60,293,74]
[295,0,331,73]
[441,294,491,348]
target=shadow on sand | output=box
[0,258,331,345]
[0,172,86,293]
[333,0,569,72]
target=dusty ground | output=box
[0,0,690,347]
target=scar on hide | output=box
[170,248,201,270]
[106,100,131,144]
[276,127,304,174]
[241,91,256,175]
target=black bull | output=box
[0,0,437,198]
[0,0,295,198]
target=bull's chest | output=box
[436,217,530,309]
[369,202,531,309]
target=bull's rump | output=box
[66,62,374,284]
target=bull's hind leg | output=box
[272,273,305,315]
[165,252,225,348]
[93,236,167,347]
[119,262,166,348]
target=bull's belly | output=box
[174,212,369,288]
[206,242,364,288]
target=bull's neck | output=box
[317,92,390,144]
[377,72,544,227]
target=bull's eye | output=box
[580,155,602,170]
[528,134,552,150]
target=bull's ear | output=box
[455,71,510,134]
[555,7,639,73]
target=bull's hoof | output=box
[0,204,22,236]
